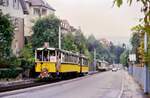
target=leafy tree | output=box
[130,32,140,50]
[87,34,99,51]
[32,15,60,49]
[114,46,125,63]
[0,11,15,67]
[62,32,78,52]
[114,0,150,65]
[74,30,88,54]
[120,50,129,67]
[87,35,115,63]
[19,43,34,77]
[20,43,34,62]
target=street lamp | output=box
[94,48,96,71]
[58,24,61,49]
[144,32,148,94]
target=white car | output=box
[112,68,117,72]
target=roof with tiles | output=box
[26,0,55,11]
[20,0,29,14]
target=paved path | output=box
[121,71,150,98]
[1,70,123,98]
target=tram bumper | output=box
[39,68,49,78]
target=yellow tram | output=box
[35,47,89,78]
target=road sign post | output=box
[129,54,136,75]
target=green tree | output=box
[32,15,60,49]
[0,11,14,67]
[20,43,34,77]
[20,43,34,63]
[120,50,129,67]
[114,0,150,65]
[74,30,88,54]
[87,35,114,63]
[130,32,140,52]
[62,32,78,52]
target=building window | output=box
[0,0,9,6]
[42,9,47,15]
[33,8,40,16]
[13,0,19,9]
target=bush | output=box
[20,58,34,69]
[0,68,23,79]
[0,56,21,68]
[19,43,34,70]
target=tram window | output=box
[68,55,71,62]
[71,55,73,63]
[36,51,42,61]
[50,50,55,56]
[73,56,75,63]
[43,50,48,61]
[49,50,57,62]
[83,59,88,66]
[58,53,61,59]
[61,53,65,62]
[67,55,69,62]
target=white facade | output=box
[24,0,55,36]
[0,0,24,18]
[0,0,25,56]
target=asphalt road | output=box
[1,70,123,98]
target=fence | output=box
[128,65,150,93]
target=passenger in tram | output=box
[43,51,48,61]
[39,54,42,61]
[37,51,42,61]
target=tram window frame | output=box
[48,50,56,62]
[61,52,65,63]
[82,58,88,66]
[71,55,73,63]
[36,50,43,61]
[43,50,49,61]
[49,50,55,56]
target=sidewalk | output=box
[121,71,150,98]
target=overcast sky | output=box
[47,0,142,45]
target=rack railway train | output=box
[96,60,110,71]
[34,46,110,79]
[35,47,89,79]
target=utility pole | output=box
[144,32,148,94]
[94,48,96,71]
[58,24,61,49]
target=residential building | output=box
[0,0,28,56]
[60,19,79,34]
[61,19,71,34]
[24,0,55,36]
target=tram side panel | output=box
[35,62,56,72]
[59,63,80,73]
[81,58,89,73]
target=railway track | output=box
[0,80,50,92]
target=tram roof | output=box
[96,59,102,62]
[36,47,56,51]
[36,47,87,58]
[36,47,79,55]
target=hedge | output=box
[0,68,23,79]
